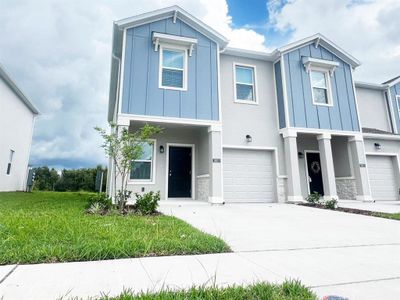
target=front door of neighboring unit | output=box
[168,146,192,198]
[306,152,324,196]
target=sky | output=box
[1,0,399,170]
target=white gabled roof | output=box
[277,33,361,68]
[114,5,228,48]
[383,76,400,87]
[222,34,361,68]
[0,63,39,115]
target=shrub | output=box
[86,193,113,210]
[87,202,104,215]
[325,198,338,210]
[306,192,321,204]
[134,191,160,215]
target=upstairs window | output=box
[159,47,187,90]
[234,65,257,103]
[130,141,155,182]
[310,70,332,106]
[6,150,14,175]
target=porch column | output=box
[348,135,373,202]
[317,133,338,201]
[208,125,223,204]
[283,129,303,202]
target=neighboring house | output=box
[107,6,400,203]
[0,64,39,192]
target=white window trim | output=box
[128,139,156,184]
[233,62,258,105]
[309,67,334,107]
[158,43,188,91]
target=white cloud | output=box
[269,0,400,82]
[0,0,266,169]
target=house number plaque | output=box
[359,163,366,168]
[213,158,221,163]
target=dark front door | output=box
[306,152,324,196]
[168,146,192,198]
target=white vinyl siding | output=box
[223,149,274,202]
[367,155,398,201]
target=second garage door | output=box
[223,148,274,203]
[367,155,398,201]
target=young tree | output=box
[95,123,161,212]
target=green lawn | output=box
[372,212,400,220]
[0,192,230,265]
[101,280,316,300]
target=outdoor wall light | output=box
[246,134,252,143]
[298,152,304,158]
[374,143,381,150]
[159,145,165,153]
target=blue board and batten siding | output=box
[121,18,219,121]
[389,83,400,131]
[277,44,360,131]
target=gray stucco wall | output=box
[356,87,392,132]
[126,125,209,200]
[331,136,352,177]
[220,54,286,175]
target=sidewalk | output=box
[1,244,400,299]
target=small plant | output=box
[86,193,113,210]
[306,192,321,204]
[134,191,160,215]
[87,202,104,215]
[325,198,338,210]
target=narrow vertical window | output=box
[310,70,331,105]
[235,65,256,103]
[130,142,154,181]
[6,150,14,175]
[396,96,400,120]
[160,48,186,90]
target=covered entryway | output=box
[367,155,399,201]
[223,148,274,202]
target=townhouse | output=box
[107,6,400,203]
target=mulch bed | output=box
[299,202,398,220]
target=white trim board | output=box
[165,143,196,200]
[117,113,221,127]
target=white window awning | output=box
[302,57,340,76]
[152,32,198,56]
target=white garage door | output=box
[223,148,274,203]
[367,155,398,201]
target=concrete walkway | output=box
[1,203,400,299]
[338,200,400,213]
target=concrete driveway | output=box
[160,201,400,299]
